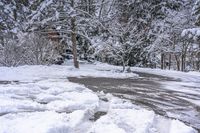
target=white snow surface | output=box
[131,67,200,107]
[0,63,197,133]
[182,28,200,40]
[132,67,200,82]
[0,62,138,82]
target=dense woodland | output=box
[0,0,200,72]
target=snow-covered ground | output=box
[0,62,198,133]
[131,67,200,107]
[0,61,138,82]
[132,67,200,82]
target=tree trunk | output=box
[181,54,185,72]
[71,0,79,68]
[161,53,164,69]
[198,44,200,71]
[197,53,200,71]
[122,59,126,72]
[175,54,180,71]
[169,54,171,70]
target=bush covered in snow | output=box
[0,33,62,67]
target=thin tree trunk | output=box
[175,54,180,71]
[161,53,164,69]
[190,53,196,70]
[71,17,79,68]
[169,54,171,70]
[122,58,126,72]
[99,0,105,19]
[198,44,200,71]
[197,53,200,71]
[181,53,185,72]
[71,0,79,68]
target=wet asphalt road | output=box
[68,72,200,131]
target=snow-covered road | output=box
[0,63,198,133]
[69,68,200,132]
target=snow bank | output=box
[0,110,92,133]
[169,120,196,133]
[89,93,197,133]
[0,79,99,114]
[0,85,197,133]
[89,109,155,133]
[0,77,98,133]
[0,111,69,133]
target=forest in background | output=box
[0,0,200,72]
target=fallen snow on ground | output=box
[132,67,200,82]
[131,66,200,108]
[0,61,138,82]
[0,79,99,115]
[0,63,198,133]
[164,82,200,108]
